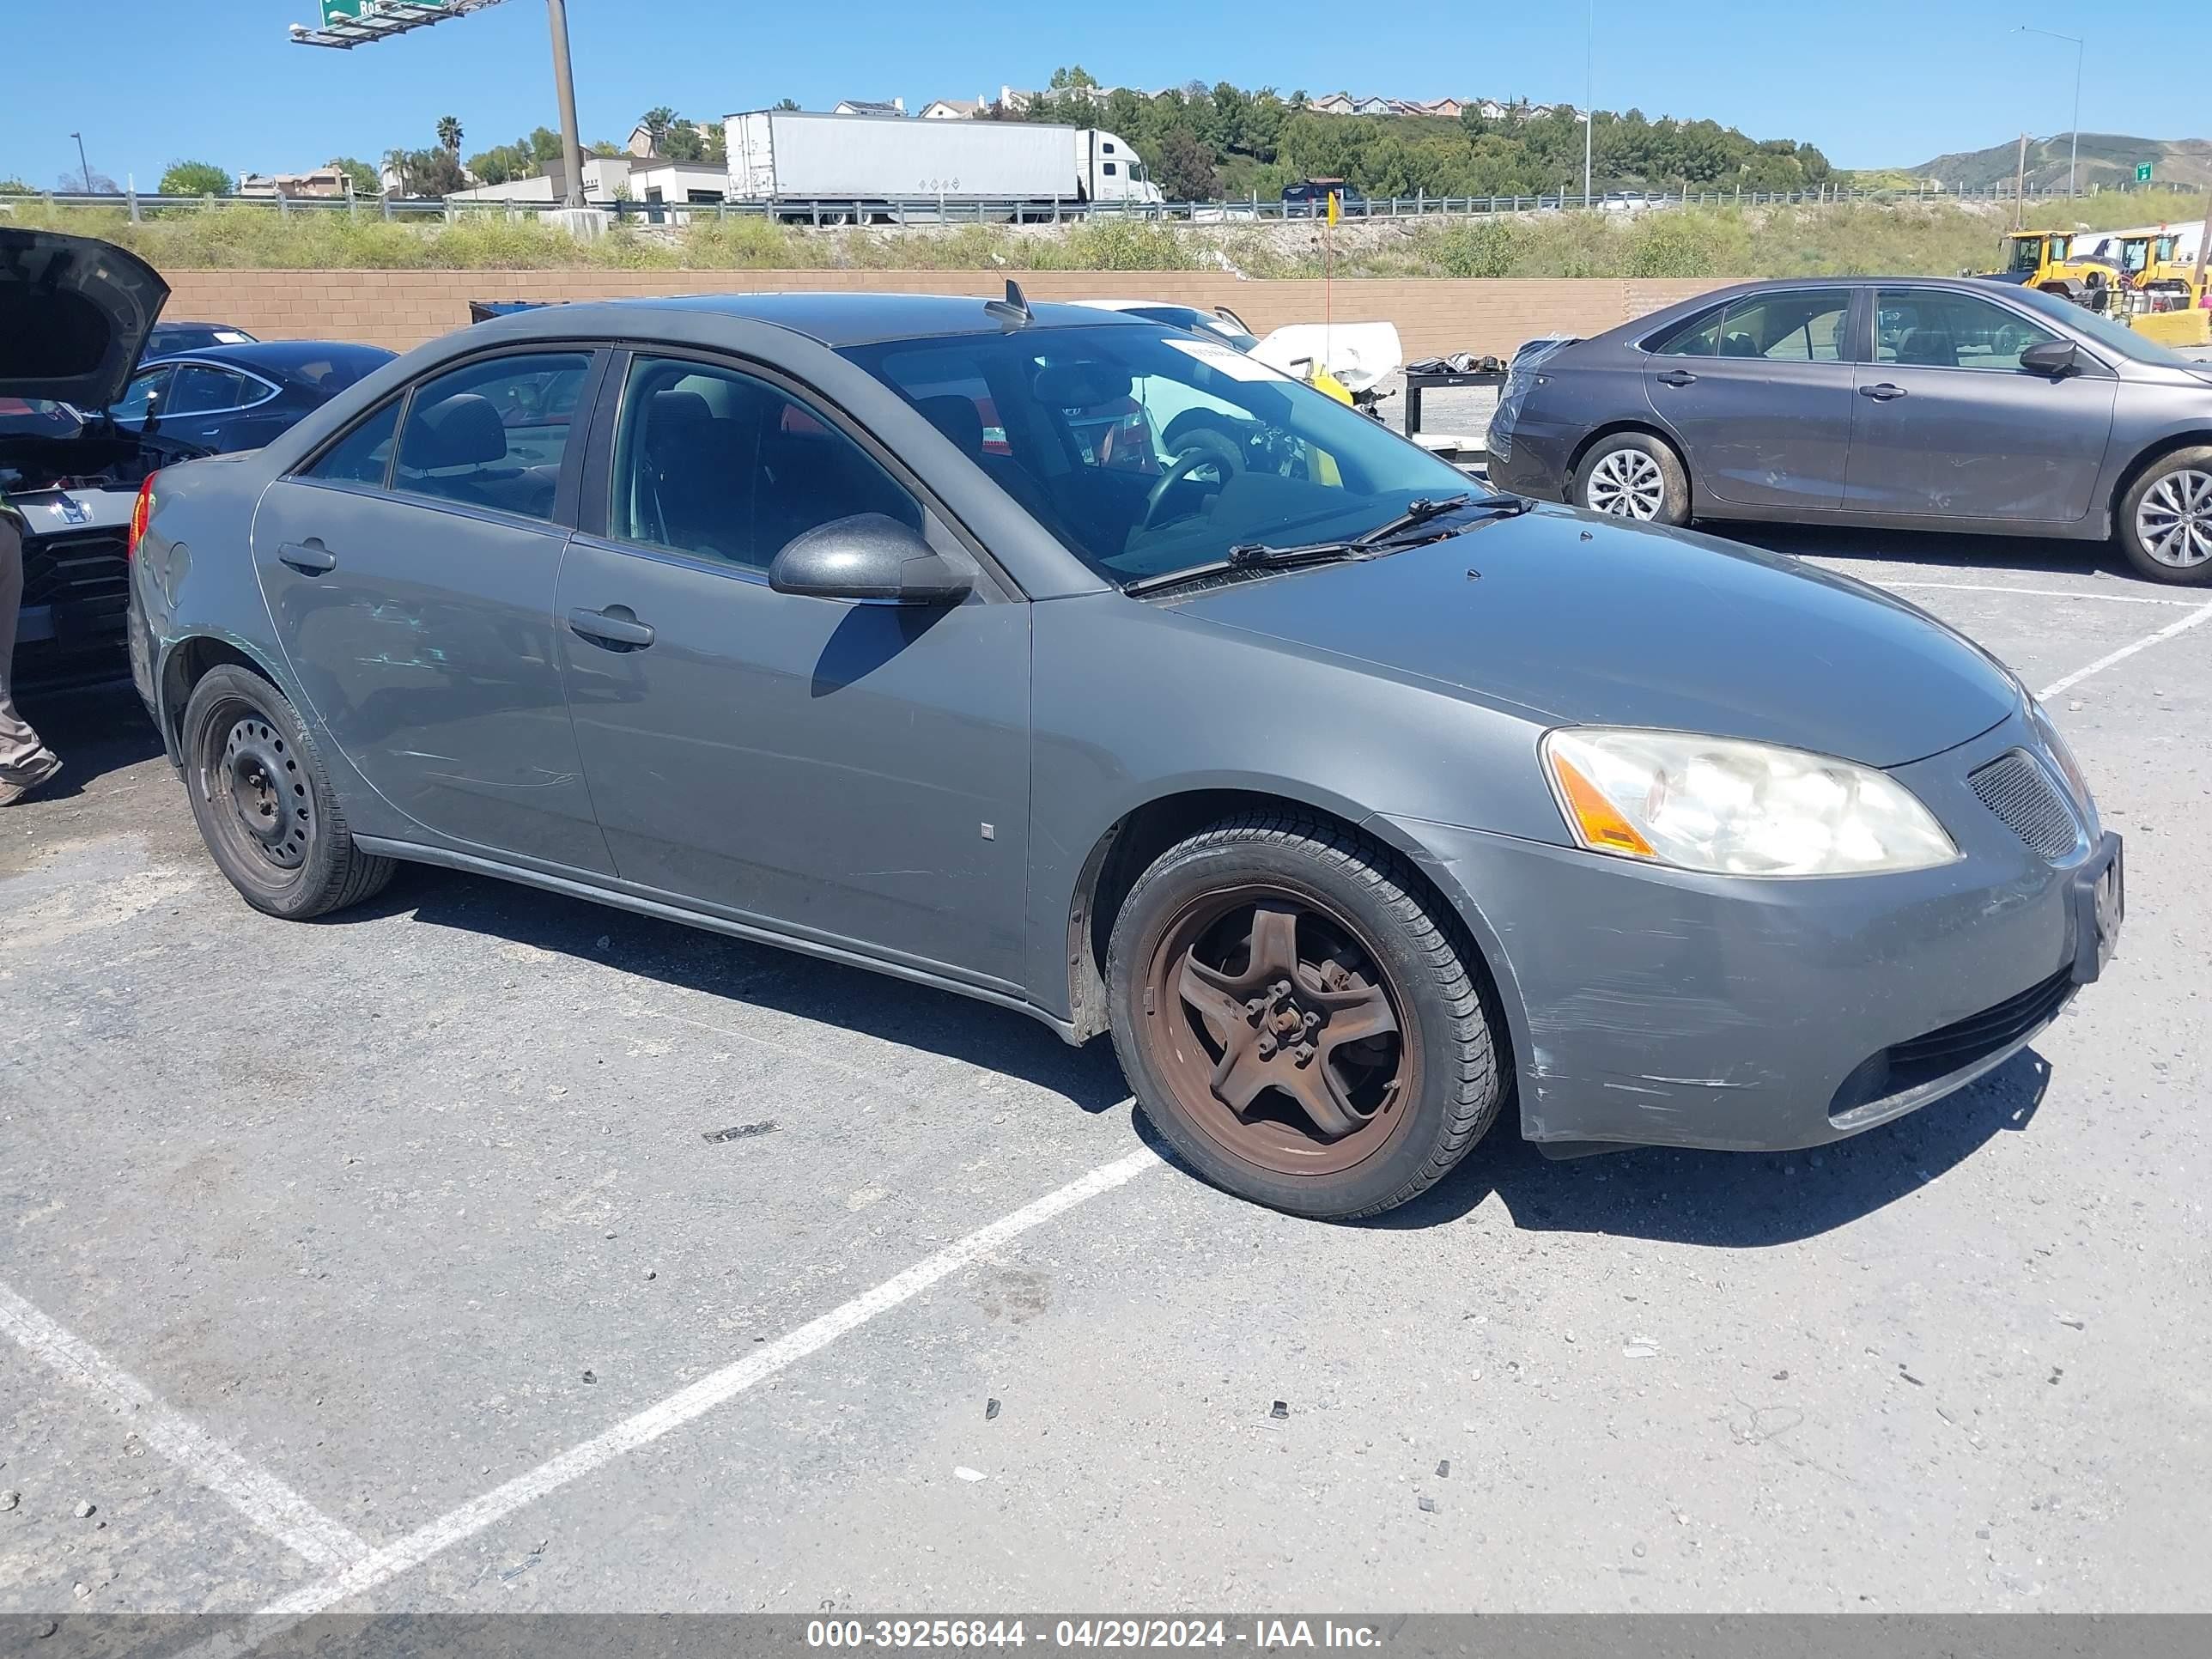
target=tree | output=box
[774,97,800,112]
[385,145,466,198]
[641,106,675,153]
[0,177,34,194]
[328,156,380,198]
[59,167,118,194]
[436,114,464,154]
[466,141,534,185]
[160,160,232,197]
[1150,125,1218,201]
[663,118,705,162]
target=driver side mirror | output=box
[2021,339,2079,378]
[769,514,972,605]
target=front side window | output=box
[1874,289,2058,372]
[608,355,921,574]
[306,398,401,486]
[842,324,1477,589]
[392,351,590,520]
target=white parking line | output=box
[1876,580,2202,606]
[0,1281,372,1572]
[172,1145,1163,1658]
[2037,599,2212,700]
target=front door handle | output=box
[277,540,337,574]
[1655,369,1698,387]
[567,605,656,650]
[1860,382,1908,401]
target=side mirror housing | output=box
[2020,339,2079,377]
[768,514,972,605]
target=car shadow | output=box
[1363,1048,2051,1245]
[358,862,1136,1116]
[7,677,164,799]
[369,861,2053,1245]
[1718,520,2124,580]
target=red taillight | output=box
[127,473,159,560]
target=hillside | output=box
[1905,132,2212,192]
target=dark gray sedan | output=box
[125,290,2122,1218]
[1488,276,2212,583]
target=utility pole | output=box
[2195,188,2210,296]
[1583,0,1594,207]
[69,131,90,194]
[2014,26,2084,196]
[2014,132,2028,229]
[544,0,586,210]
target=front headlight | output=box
[1543,727,1960,877]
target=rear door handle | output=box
[1655,369,1698,387]
[567,605,656,650]
[277,540,337,574]
[1860,382,1908,401]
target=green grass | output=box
[5,194,2204,279]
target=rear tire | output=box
[1575,431,1690,526]
[179,665,395,920]
[1106,811,1506,1219]
[2117,446,2212,585]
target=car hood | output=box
[0,228,169,408]
[1169,507,2020,769]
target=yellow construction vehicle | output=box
[1978,230,2120,304]
[2111,232,2203,311]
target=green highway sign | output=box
[2136,162,2154,183]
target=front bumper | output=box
[1391,710,2113,1152]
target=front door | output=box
[1642,286,1857,512]
[555,351,1031,989]
[251,349,614,873]
[1845,288,2118,521]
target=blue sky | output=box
[2,1,2154,188]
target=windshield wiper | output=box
[1121,494,1530,599]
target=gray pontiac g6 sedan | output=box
[115,279,2123,1217]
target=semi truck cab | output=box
[1082,130,1163,204]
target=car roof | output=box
[140,340,396,375]
[476,291,1156,349]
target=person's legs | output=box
[0,513,63,802]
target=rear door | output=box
[1845,287,2118,522]
[251,347,616,873]
[1642,287,1858,512]
[553,349,1031,988]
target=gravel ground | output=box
[2,529,2207,1625]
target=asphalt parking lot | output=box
[3,528,2208,1630]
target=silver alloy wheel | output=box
[1585,447,1667,520]
[2136,467,2212,568]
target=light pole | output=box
[69,131,90,194]
[1583,0,1594,206]
[544,0,586,209]
[2014,25,2083,197]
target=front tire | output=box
[1106,812,1505,1219]
[1575,431,1689,526]
[2118,447,2212,584]
[180,665,395,920]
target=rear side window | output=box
[1650,307,1724,356]
[168,365,259,415]
[392,351,591,522]
[304,398,400,486]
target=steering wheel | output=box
[1139,432,1243,532]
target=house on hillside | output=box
[1351,94,1395,116]
[919,96,986,119]
[833,98,905,117]
[624,122,659,158]
[1308,92,1356,116]
[1412,97,1465,118]
[1473,99,1508,119]
[237,167,349,200]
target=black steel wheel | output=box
[179,664,395,919]
[1108,811,1507,1218]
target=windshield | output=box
[2008,283,2204,368]
[0,398,84,440]
[840,324,1477,588]
[1121,307,1261,352]
[2005,238,2043,274]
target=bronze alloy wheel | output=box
[1139,882,1421,1178]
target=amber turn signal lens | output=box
[1551,753,1656,858]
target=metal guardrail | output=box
[3,179,2203,228]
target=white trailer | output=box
[722,110,1161,220]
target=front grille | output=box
[1830,967,2074,1121]
[1970,750,2080,860]
[22,529,130,611]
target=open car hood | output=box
[0,228,169,408]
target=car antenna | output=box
[984,279,1032,329]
